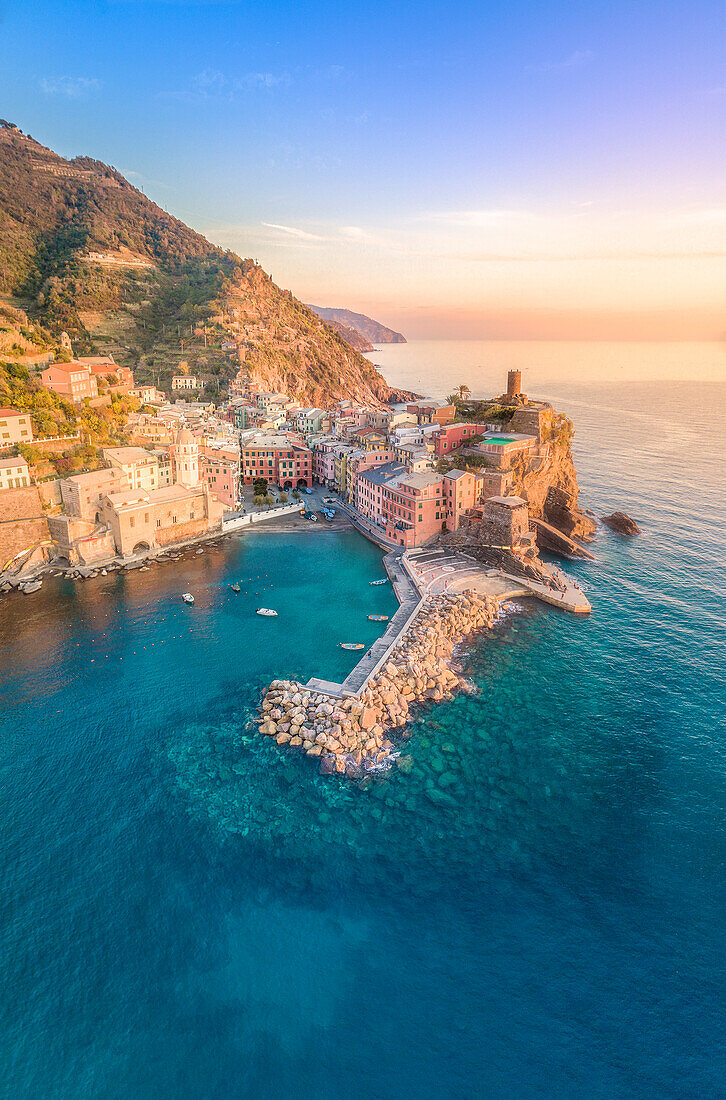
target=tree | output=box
[278,491,288,503]
[263,493,274,510]
[253,476,268,495]
[253,493,264,507]
[457,384,471,400]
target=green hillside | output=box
[0,121,407,406]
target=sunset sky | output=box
[3,0,726,338]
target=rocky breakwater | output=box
[257,591,499,778]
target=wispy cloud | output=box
[261,222,325,241]
[526,50,593,74]
[39,76,101,98]
[190,68,290,99]
[121,168,174,191]
[239,71,291,89]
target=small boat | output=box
[182,593,194,604]
[256,607,278,617]
[368,614,389,621]
[369,578,388,586]
[339,642,364,650]
[230,583,241,593]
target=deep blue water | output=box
[1,381,725,1098]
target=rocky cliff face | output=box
[218,264,411,407]
[509,412,596,544]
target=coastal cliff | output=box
[218,264,412,408]
[306,306,406,346]
[509,411,596,545]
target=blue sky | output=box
[3,0,726,337]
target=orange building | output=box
[41,363,99,402]
[383,470,447,547]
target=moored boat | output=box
[339,642,364,650]
[368,614,389,621]
[230,583,241,593]
[256,607,278,617]
[369,578,388,586]
[182,592,194,604]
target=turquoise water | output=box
[2,378,726,1096]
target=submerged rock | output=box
[425,788,457,808]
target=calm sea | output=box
[1,343,725,1098]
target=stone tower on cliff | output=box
[506,370,522,399]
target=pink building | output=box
[347,448,395,502]
[383,470,446,547]
[443,469,481,531]
[433,423,486,457]
[355,462,405,526]
[312,439,338,485]
[200,447,239,509]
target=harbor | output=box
[305,542,590,702]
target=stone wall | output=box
[156,515,218,548]
[0,487,51,567]
[37,479,62,508]
[509,404,552,443]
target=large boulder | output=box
[601,511,641,535]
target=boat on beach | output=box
[182,593,194,604]
[369,578,388,586]
[339,642,364,650]
[368,614,389,621]
[256,607,278,617]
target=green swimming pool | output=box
[486,437,516,445]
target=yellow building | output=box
[0,456,30,490]
[0,408,33,449]
[102,446,160,492]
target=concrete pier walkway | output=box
[406,548,591,614]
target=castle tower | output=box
[176,428,199,489]
[506,370,522,398]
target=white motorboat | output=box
[182,592,195,604]
[256,607,278,617]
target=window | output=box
[156,519,162,528]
